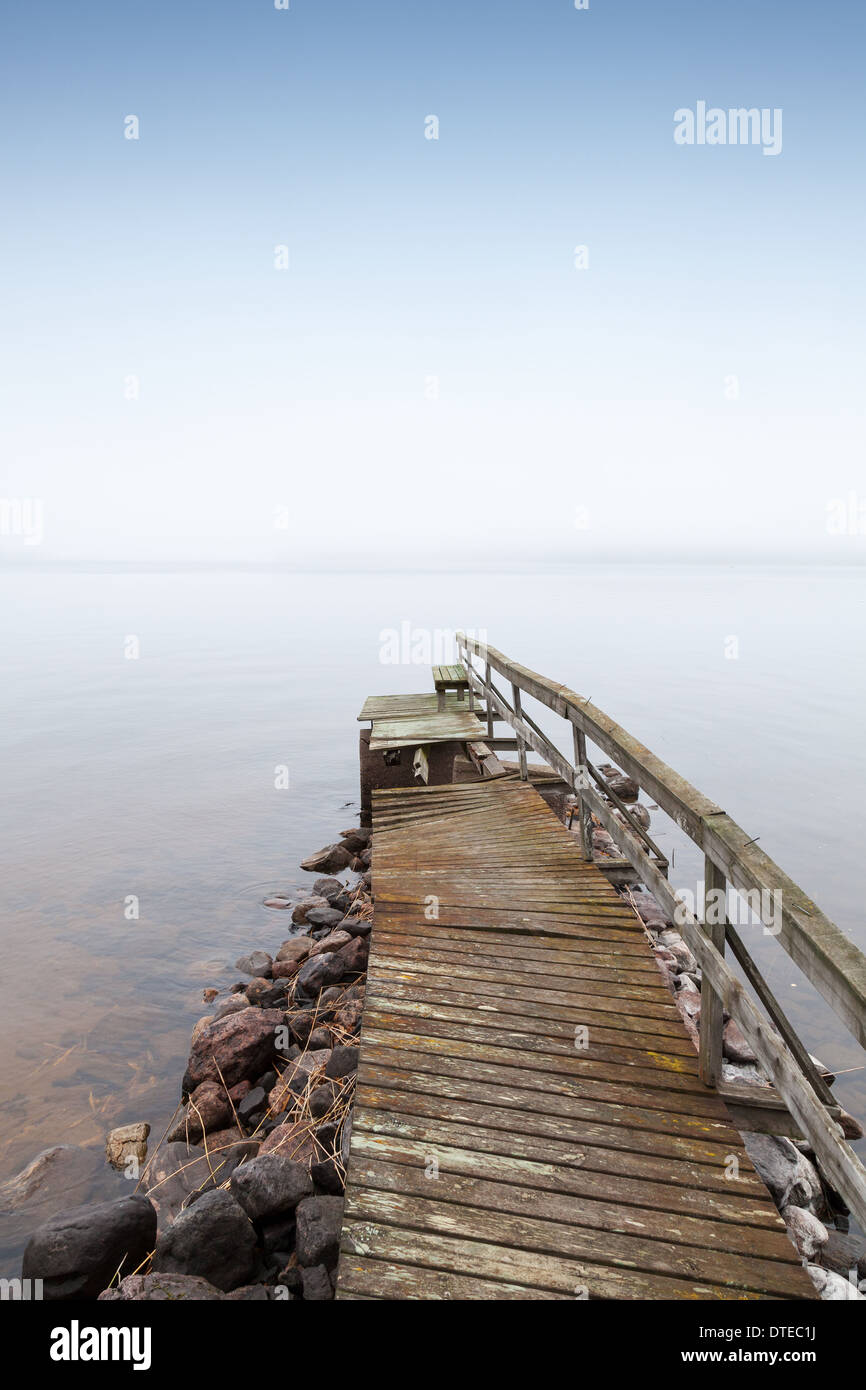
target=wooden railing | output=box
[456,633,866,1231]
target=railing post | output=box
[485,660,493,739]
[572,724,594,862]
[698,857,726,1088]
[511,684,529,780]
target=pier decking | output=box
[337,638,866,1299]
[337,777,816,1299]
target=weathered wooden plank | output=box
[343,1184,814,1298]
[340,1221,774,1300]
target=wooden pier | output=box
[336,640,866,1300]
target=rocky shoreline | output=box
[16,826,373,1301]
[10,781,866,1301]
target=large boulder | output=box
[182,1007,283,1092]
[22,1194,157,1300]
[151,1189,257,1292]
[230,1153,313,1221]
[295,1195,343,1269]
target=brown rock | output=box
[259,1120,327,1166]
[310,930,352,957]
[723,1017,757,1065]
[183,1007,284,1092]
[336,935,369,975]
[276,938,312,965]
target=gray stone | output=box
[297,952,346,995]
[301,1263,334,1299]
[151,1189,257,1292]
[295,1195,344,1269]
[312,877,344,901]
[234,950,273,977]
[22,1194,157,1301]
[229,1153,313,1221]
[325,1045,359,1081]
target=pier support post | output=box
[572,724,594,861]
[699,857,726,1088]
[511,684,529,780]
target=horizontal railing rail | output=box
[456,632,866,1231]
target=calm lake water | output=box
[1,564,864,1273]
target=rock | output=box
[143,1139,255,1223]
[287,1011,315,1045]
[245,977,286,1007]
[805,1264,864,1300]
[781,1205,828,1260]
[301,844,353,875]
[656,931,696,974]
[225,1283,271,1300]
[22,1194,157,1300]
[311,1158,345,1195]
[269,1049,333,1112]
[743,1133,824,1212]
[295,1195,344,1268]
[263,896,293,910]
[301,1263,334,1299]
[276,938,312,965]
[305,908,345,932]
[168,1080,232,1143]
[312,877,345,901]
[230,1153,313,1221]
[310,929,352,956]
[99,1272,223,1300]
[332,998,364,1034]
[105,1123,150,1172]
[339,829,369,853]
[325,1045,359,1080]
[723,1018,758,1064]
[297,952,346,995]
[292,896,329,925]
[0,1146,103,1219]
[309,1083,339,1119]
[237,1086,267,1123]
[341,916,372,939]
[635,894,672,927]
[259,1120,327,1167]
[183,1007,283,1092]
[598,764,639,801]
[213,995,250,1021]
[152,1189,257,1292]
[234,950,273,978]
[336,936,368,976]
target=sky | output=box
[1,0,864,565]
